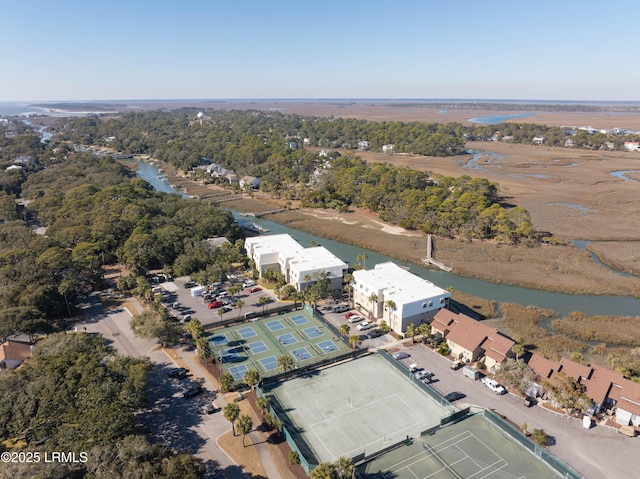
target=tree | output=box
[343,273,353,305]
[219,372,234,393]
[339,324,350,337]
[379,321,391,333]
[236,413,253,447]
[335,456,354,479]
[311,461,338,479]
[349,335,360,350]
[512,343,526,361]
[521,421,529,434]
[367,293,378,319]
[258,295,270,315]
[356,253,368,270]
[243,369,260,390]
[417,322,431,343]
[184,318,204,340]
[235,299,245,319]
[196,336,213,364]
[405,323,417,343]
[277,354,295,373]
[532,428,548,446]
[223,402,240,436]
[256,396,269,415]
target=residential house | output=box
[382,144,395,153]
[527,353,640,426]
[352,262,450,334]
[357,140,369,150]
[532,137,545,145]
[431,309,515,373]
[624,141,640,151]
[0,340,34,371]
[240,176,260,190]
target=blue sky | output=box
[1,0,638,102]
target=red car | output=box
[345,312,356,319]
[207,300,223,309]
[248,287,262,293]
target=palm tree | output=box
[235,413,253,447]
[258,295,270,315]
[384,299,397,328]
[256,396,269,415]
[356,253,368,270]
[223,402,240,436]
[243,369,260,390]
[196,337,213,364]
[417,322,431,343]
[277,354,295,373]
[405,323,417,343]
[339,324,350,337]
[512,343,526,361]
[235,299,245,319]
[368,293,378,319]
[335,456,354,479]
[311,462,337,479]
[343,273,353,305]
[349,335,360,350]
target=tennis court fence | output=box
[482,408,585,479]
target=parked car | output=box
[367,328,385,339]
[208,300,223,309]
[184,281,196,289]
[243,281,255,288]
[392,351,410,360]
[450,360,463,370]
[348,315,364,323]
[167,368,188,379]
[183,386,204,399]
[444,391,466,402]
[344,312,356,319]
[415,369,434,381]
[481,377,507,395]
[248,286,262,293]
[356,321,373,331]
[523,396,535,407]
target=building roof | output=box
[245,234,305,257]
[0,340,33,363]
[289,246,347,276]
[432,309,514,362]
[354,262,449,306]
[431,308,458,333]
[528,353,557,380]
[558,357,593,381]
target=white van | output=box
[482,377,506,394]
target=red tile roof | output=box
[528,354,557,379]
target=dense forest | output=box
[0,140,240,340]
[0,333,206,478]
[55,110,538,243]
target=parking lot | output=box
[155,275,285,328]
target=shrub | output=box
[532,429,548,446]
[475,361,486,370]
[289,451,300,465]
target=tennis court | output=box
[207,307,352,381]
[262,354,451,464]
[358,414,563,479]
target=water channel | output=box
[130,158,640,318]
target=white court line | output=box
[387,429,513,479]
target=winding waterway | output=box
[130,158,640,317]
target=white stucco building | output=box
[245,234,347,291]
[352,262,450,334]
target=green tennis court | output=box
[207,307,352,380]
[358,414,564,479]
